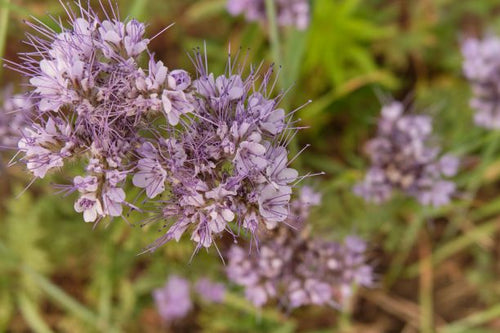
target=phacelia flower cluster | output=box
[462,36,500,129]
[153,276,193,322]
[153,275,225,322]
[0,87,32,152]
[140,52,300,251]
[11,2,306,253]
[195,278,227,303]
[354,102,459,207]
[227,0,310,30]
[226,187,374,309]
[14,3,193,222]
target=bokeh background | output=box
[1,0,500,332]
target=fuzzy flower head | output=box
[227,0,310,30]
[153,276,193,322]
[462,35,500,129]
[226,188,374,310]
[0,87,32,152]
[195,278,226,303]
[354,101,459,207]
[138,50,305,252]
[12,2,193,222]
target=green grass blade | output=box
[440,305,500,333]
[17,293,54,333]
[0,0,11,79]
[23,267,99,327]
[265,0,282,71]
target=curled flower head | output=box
[226,188,374,309]
[136,50,306,252]
[11,1,193,222]
[354,101,459,207]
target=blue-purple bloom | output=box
[0,87,32,153]
[153,276,193,322]
[195,278,226,303]
[138,51,302,252]
[354,101,459,207]
[227,0,310,30]
[12,2,192,222]
[10,2,309,255]
[226,187,374,309]
[462,35,500,129]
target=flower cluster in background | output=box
[462,36,500,129]
[153,275,225,322]
[0,87,32,153]
[14,2,302,253]
[226,186,374,309]
[354,101,459,207]
[226,0,310,30]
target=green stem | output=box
[442,130,500,252]
[265,0,282,71]
[467,130,500,194]
[440,304,500,333]
[0,240,107,331]
[23,267,99,326]
[385,208,428,285]
[128,0,147,20]
[17,293,54,333]
[419,231,433,333]
[405,217,500,278]
[0,0,11,80]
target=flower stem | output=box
[265,0,282,71]
[0,0,11,81]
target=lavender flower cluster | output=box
[153,275,225,322]
[462,36,500,129]
[354,101,459,207]
[226,187,374,309]
[13,3,302,252]
[227,0,310,30]
[140,53,299,251]
[0,87,32,152]
[14,3,192,224]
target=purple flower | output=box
[354,101,459,207]
[195,278,226,303]
[12,2,193,223]
[0,87,32,153]
[161,89,194,126]
[74,193,104,223]
[462,35,500,129]
[258,184,292,227]
[226,0,310,30]
[226,188,374,310]
[18,118,71,178]
[153,276,192,322]
[138,52,304,252]
[74,176,99,193]
[169,70,192,91]
[133,143,168,198]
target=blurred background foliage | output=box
[2,0,500,332]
